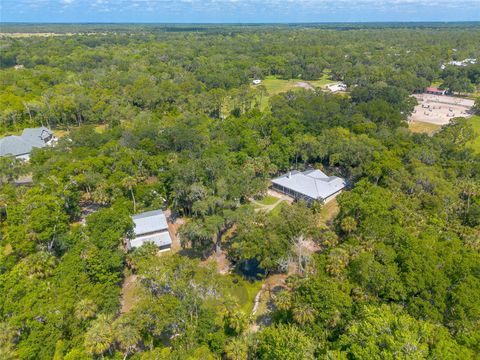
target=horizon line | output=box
[2,21,480,25]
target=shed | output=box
[128,209,172,251]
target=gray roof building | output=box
[271,169,346,203]
[129,209,172,250]
[0,127,54,159]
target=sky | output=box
[1,0,480,23]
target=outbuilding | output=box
[271,169,346,204]
[425,87,447,96]
[127,209,172,251]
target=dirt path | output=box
[120,274,138,314]
[248,274,288,332]
[250,192,292,213]
[295,81,315,91]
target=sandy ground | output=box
[409,94,474,125]
[295,82,315,91]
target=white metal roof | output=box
[272,169,346,201]
[132,209,169,236]
[0,127,53,157]
[130,231,172,249]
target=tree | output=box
[75,299,97,321]
[256,324,315,360]
[113,318,142,360]
[224,337,250,360]
[340,304,473,359]
[84,314,114,356]
[122,176,138,213]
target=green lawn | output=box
[257,195,280,206]
[226,275,262,314]
[308,73,334,88]
[468,115,480,152]
[255,73,333,111]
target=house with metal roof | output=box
[127,209,172,251]
[0,127,55,160]
[271,169,346,203]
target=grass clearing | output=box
[318,199,340,227]
[226,275,262,314]
[269,201,287,217]
[308,73,334,88]
[409,121,442,135]
[467,115,480,152]
[255,74,333,111]
[120,274,141,314]
[257,195,280,206]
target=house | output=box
[127,209,172,251]
[0,127,56,160]
[252,79,262,85]
[327,83,347,93]
[271,169,346,203]
[425,87,447,96]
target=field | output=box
[254,73,335,110]
[468,115,480,152]
[409,121,442,135]
[409,94,474,125]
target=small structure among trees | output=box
[127,210,172,251]
[271,170,346,204]
[424,86,447,96]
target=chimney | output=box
[287,171,291,179]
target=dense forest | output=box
[1,24,480,359]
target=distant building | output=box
[0,127,56,160]
[327,83,347,93]
[425,87,447,96]
[252,79,262,85]
[441,58,477,70]
[127,210,172,251]
[271,169,346,203]
[14,64,24,70]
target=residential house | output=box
[271,169,346,203]
[327,83,347,93]
[0,127,56,160]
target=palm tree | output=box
[84,314,114,356]
[293,304,317,325]
[224,337,249,360]
[224,309,248,335]
[122,176,138,213]
[113,320,141,360]
[273,290,292,311]
[340,216,357,234]
[75,299,97,321]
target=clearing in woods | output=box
[468,115,480,152]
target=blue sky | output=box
[1,0,479,23]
